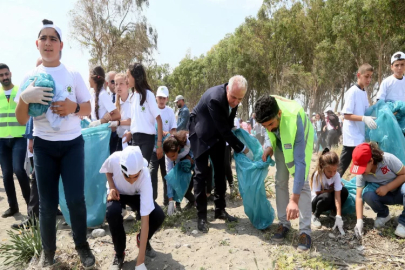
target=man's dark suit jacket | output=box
[188,83,244,159]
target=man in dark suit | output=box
[189,75,249,233]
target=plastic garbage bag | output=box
[365,100,405,164]
[81,119,90,129]
[20,73,55,117]
[233,128,275,230]
[165,159,193,202]
[45,90,69,131]
[341,178,381,215]
[59,123,111,227]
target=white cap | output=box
[156,86,169,98]
[120,146,146,175]
[174,95,184,102]
[391,52,405,64]
[40,24,62,41]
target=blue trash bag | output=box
[365,100,405,164]
[386,101,405,134]
[341,178,380,215]
[81,119,90,129]
[165,159,193,203]
[20,73,55,117]
[233,128,275,230]
[59,124,111,227]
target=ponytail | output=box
[163,131,188,153]
[369,142,384,165]
[90,66,106,120]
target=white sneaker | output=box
[374,215,391,228]
[311,214,322,229]
[121,208,128,217]
[395,223,405,238]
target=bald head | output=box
[36,58,43,67]
[226,75,247,108]
[106,71,117,93]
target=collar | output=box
[355,84,365,91]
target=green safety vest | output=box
[0,86,26,138]
[267,95,314,179]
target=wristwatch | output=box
[74,103,80,113]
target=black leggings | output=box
[312,186,349,217]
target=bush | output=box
[0,218,42,269]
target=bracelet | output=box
[118,120,121,126]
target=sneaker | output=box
[75,242,96,269]
[297,233,311,252]
[11,218,35,230]
[121,208,128,217]
[175,202,182,212]
[109,253,125,270]
[328,210,337,220]
[272,224,289,242]
[39,250,55,268]
[136,233,157,258]
[184,201,195,210]
[311,214,322,229]
[395,223,405,238]
[374,215,391,228]
[2,207,19,218]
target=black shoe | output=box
[75,242,96,269]
[272,224,289,242]
[57,209,63,216]
[11,218,35,230]
[110,252,125,270]
[297,233,312,252]
[175,202,182,212]
[197,218,209,233]
[214,210,238,222]
[136,233,157,258]
[184,201,195,210]
[2,207,19,218]
[39,250,55,267]
[207,194,214,202]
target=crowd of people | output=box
[1,19,405,269]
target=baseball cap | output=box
[350,143,372,175]
[174,95,184,102]
[156,86,169,98]
[40,23,62,41]
[120,146,146,175]
[391,52,405,65]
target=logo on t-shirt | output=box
[66,85,73,95]
[381,165,390,175]
[141,106,146,112]
[165,120,168,124]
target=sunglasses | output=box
[121,164,141,179]
[110,80,115,84]
[394,54,404,61]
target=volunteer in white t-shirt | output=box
[88,66,120,127]
[107,73,131,151]
[14,19,95,268]
[376,52,405,102]
[123,63,163,164]
[100,146,165,270]
[338,64,377,177]
[150,86,177,205]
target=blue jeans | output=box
[34,136,87,253]
[0,138,30,209]
[363,183,405,226]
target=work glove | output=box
[354,219,364,239]
[362,116,377,129]
[108,121,118,128]
[167,201,175,216]
[332,215,345,235]
[20,79,53,105]
[89,120,101,127]
[135,263,147,270]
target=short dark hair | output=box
[0,63,10,71]
[38,19,61,41]
[254,95,280,123]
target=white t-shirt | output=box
[15,63,91,141]
[159,106,177,132]
[130,91,160,135]
[311,171,343,201]
[116,97,131,138]
[234,118,240,129]
[376,75,405,102]
[90,89,116,121]
[99,151,155,216]
[341,85,369,146]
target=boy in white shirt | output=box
[338,64,377,177]
[150,86,177,206]
[376,52,405,102]
[101,146,165,270]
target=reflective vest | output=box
[0,86,26,138]
[267,95,314,179]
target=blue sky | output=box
[1,0,262,88]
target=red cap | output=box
[350,143,372,175]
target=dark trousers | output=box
[224,145,233,187]
[132,133,155,165]
[338,146,355,177]
[110,131,119,154]
[312,186,349,217]
[0,138,30,209]
[116,137,123,152]
[27,157,39,218]
[34,136,88,253]
[363,183,405,226]
[194,140,227,219]
[150,151,167,201]
[326,129,339,149]
[106,195,165,255]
